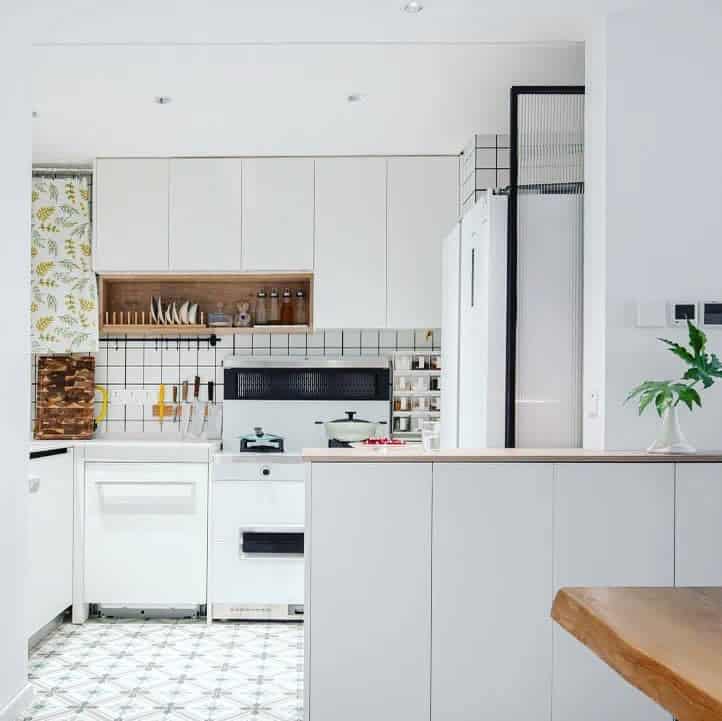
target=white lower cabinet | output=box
[552,463,674,721]
[675,463,722,584]
[27,449,74,637]
[84,462,208,606]
[432,463,553,721]
[307,463,431,721]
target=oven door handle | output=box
[239,525,304,557]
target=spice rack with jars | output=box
[98,273,314,336]
[391,351,441,440]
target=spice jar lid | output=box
[295,290,305,298]
[270,288,279,297]
[257,289,267,298]
[282,288,292,298]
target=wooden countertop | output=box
[302,447,722,463]
[552,587,722,721]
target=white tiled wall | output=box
[31,328,440,433]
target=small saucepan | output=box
[320,411,382,443]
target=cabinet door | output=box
[387,157,459,328]
[432,463,553,721]
[27,450,74,637]
[676,463,722,584]
[308,462,431,721]
[242,158,314,271]
[314,158,387,328]
[553,464,674,721]
[169,158,242,271]
[94,158,169,271]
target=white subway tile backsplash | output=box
[32,326,439,433]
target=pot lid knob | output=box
[345,411,356,420]
[254,426,264,437]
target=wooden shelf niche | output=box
[98,273,314,336]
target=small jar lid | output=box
[270,288,279,297]
[295,289,305,298]
[257,289,267,298]
[282,288,292,298]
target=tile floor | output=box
[25,620,304,721]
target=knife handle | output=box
[208,381,214,403]
[193,375,200,400]
[182,381,189,402]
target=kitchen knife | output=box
[208,381,214,403]
[182,380,189,403]
[172,385,178,422]
[193,375,200,400]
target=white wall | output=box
[0,12,32,721]
[586,4,722,449]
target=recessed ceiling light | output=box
[347,93,364,103]
[154,96,172,105]
[403,1,423,13]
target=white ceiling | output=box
[28,0,650,45]
[28,0,619,163]
[32,43,584,163]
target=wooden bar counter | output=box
[552,587,722,721]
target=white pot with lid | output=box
[323,411,380,443]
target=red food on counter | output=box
[362,437,406,446]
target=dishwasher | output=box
[84,461,208,613]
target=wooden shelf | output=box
[101,324,312,337]
[98,273,314,337]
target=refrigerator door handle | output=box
[470,247,476,308]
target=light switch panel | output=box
[670,301,698,326]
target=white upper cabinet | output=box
[169,158,242,271]
[94,158,169,272]
[387,157,459,328]
[242,158,314,271]
[314,158,387,328]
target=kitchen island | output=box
[552,586,722,721]
[302,448,722,721]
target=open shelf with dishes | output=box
[98,273,314,336]
[391,350,441,440]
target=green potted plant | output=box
[626,320,722,453]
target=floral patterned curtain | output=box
[31,176,99,353]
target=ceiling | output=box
[28,0,624,163]
[28,0,652,45]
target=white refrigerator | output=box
[441,191,507,449]
[441,190,583,449]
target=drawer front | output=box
[84,445,211,464]
[85,463,208,605]
[213,461,305,482]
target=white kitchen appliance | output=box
[211,357,391,621]
[441,187,583,449]
[441,191,508,449]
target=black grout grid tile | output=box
[31,328,440,434]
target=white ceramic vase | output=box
[647,405,696,454]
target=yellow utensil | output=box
[158,384,166,423]
[95,384,109,427]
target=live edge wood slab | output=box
[552,587,722,721]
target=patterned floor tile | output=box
[25,620,304,721]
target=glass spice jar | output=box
[255,289,268,325]
[294,289,307,325]
[280,288,294,325]
[269,288,280,324]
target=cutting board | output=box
[35,355,95,440]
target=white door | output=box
[85,462,208,606]
[676,463,722,584]
[27,450,74,637]
[553,463,674,721]
[169,158,242,271]
[94,158,169,271]
[308,462,431,721]
[440,222,461,448]
[432,463,553,721]
[242,158,315,271]
[387,156,459,328]
[314,158,387,328]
